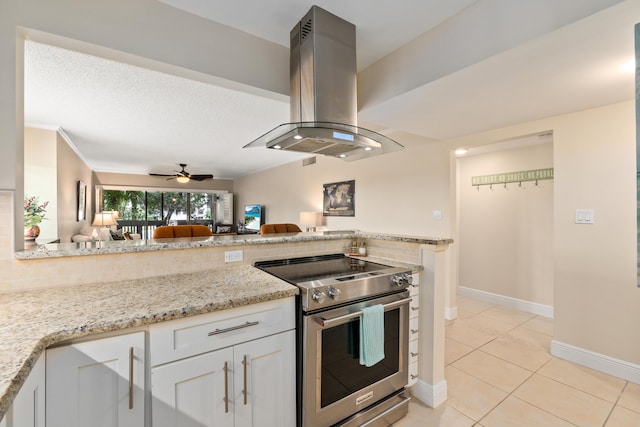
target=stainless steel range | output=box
[255,254,413,427]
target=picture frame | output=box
[323,180,355,217]
[77,180,86,221]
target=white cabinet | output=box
[46,332,145,427]
[407,273,420,386]
[152,331,295,427]
[232,331,295,427]
[150,298,295,427]
[0,353,45,427]
[152,347,234,426]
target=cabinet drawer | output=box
[409,316,419,340]
[409,295,419,318]
[150,297,295,366]
[409,339,419,363]
[407,361,419,386]
[411,273,420,285]
[409,283,420,296]
[409,274,420,296]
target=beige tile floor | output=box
[394,296,640,427]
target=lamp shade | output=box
[92,212,117,227]
[299,212,322,230]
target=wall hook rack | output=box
[471,168,553,190]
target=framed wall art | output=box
[323,180,355,217]
[77,180,86,221]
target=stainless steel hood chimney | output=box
[244,5,404,161]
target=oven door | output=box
[302,291,410,427]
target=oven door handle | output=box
[319,297,411,328]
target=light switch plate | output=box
[575,209,594,224]
[432,210,443,221]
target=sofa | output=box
[259,223,302,234]
[152,224,213,239]
[71,226,141,242]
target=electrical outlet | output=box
[224,250,243,262]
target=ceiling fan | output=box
[149,163,213,183]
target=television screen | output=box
[244,204,263,231]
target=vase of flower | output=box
[24,196,48,242]
[24,224,40,241]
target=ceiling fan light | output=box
[176,176,190,183]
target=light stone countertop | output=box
[0,265,298,420]
[15,230,454,259]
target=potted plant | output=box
[24,195,48,241]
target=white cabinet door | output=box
[233,330,295,427]
[1,353,45,427]
[46,332,145,427]
[151,330,295,427]
[151,347,234,427]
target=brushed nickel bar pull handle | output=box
[128,347,134,410]
[410,306,419,311]
[410,352,419,357]
[223,361,229,413]
[208,321,260,336]
[242,355,248,405]
[411,374,418,380]
[320,297,412,328]
[410,329,419,334]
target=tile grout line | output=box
[456,304,626,427]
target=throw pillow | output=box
[110,230,126,240]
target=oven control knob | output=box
[403,273,413,285]
[312,290,327,304]
[391,273,413,287]
[327,286,341,300]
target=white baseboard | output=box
[412,379,447,408]
[457,286,553,318]
[445,306,457,320]
[551,340,640,384]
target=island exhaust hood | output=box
[244,5,404,161]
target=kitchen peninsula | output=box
[3,231,452,423]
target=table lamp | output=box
[299,211,322,232]
[92,212,117,240]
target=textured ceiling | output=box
[24,41,304,179]
[23,0,638,179]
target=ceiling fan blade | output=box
[190,174,214,181]
[149,173,176,177]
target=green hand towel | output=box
[360,304,385,367]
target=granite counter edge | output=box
[0,286,298,421]
[15,231,453,260]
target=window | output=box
[101,190,217,238]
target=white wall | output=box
[94,172,234,193]
[56,132,93,243]
[234,133,453,238]
[457,143,554,306]
[24,127,57,241]
[24,127,95,243]
[552,101,638,364]
[443,100,639,366]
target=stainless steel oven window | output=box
[302,292,410,427]
[320,309,400,407]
